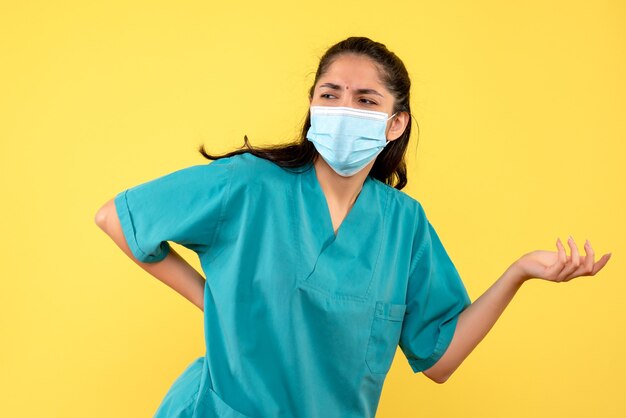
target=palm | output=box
[517,237,612,283]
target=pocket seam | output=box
[374,300,406,321]
[204,386,253,418]
[365,301,407,375]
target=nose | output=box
[338,90,353,108]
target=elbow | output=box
[95,207,107,230]
[423,365,453,384]
[424,370,449,384]
[94,199,114,230]
[430,373,450,384]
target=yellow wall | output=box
[1,1,624,416]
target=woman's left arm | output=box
[422,237,612,384]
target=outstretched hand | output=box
[515,237,612,283]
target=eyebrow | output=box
[319,82,384,98]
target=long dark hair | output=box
[198,36,417,190]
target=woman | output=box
[95,37,612,417]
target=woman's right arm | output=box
[94,198,206,312]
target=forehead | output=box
[317,54,385,88]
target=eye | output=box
[320,93,336,99]
[359,98,378,105]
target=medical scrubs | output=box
[114,152,471,417]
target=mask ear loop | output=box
[385,112,398,143]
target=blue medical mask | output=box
[306,106,397,177]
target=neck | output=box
[312,155,373,209]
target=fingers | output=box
[557,236,581,281]
[558,238,611,282]
[545,238,568,278]
[582,240,595,274]
[539,236,610,283]
[562,239,594,281]
[558,238,567,264]
[569,236,580,267]
[591,253,612,275]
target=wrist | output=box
[506,260,531,287]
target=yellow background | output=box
[1,1,624,417]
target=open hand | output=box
[515,237,612,283]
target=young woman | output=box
[95,37,612,417]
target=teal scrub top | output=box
[114,152,471,417]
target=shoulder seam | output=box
[204,157,236,261]
[408,207,430,277]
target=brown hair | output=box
[198,36,418,190]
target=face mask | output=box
[306,106,397,177]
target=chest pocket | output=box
[365,301,407,375]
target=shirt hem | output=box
[114,190,170,263]
[407,313,461,373]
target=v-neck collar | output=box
[302,161,373,243]
[296,161,388,301]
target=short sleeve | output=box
[113,157,234,263]
[398,207,472,373]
